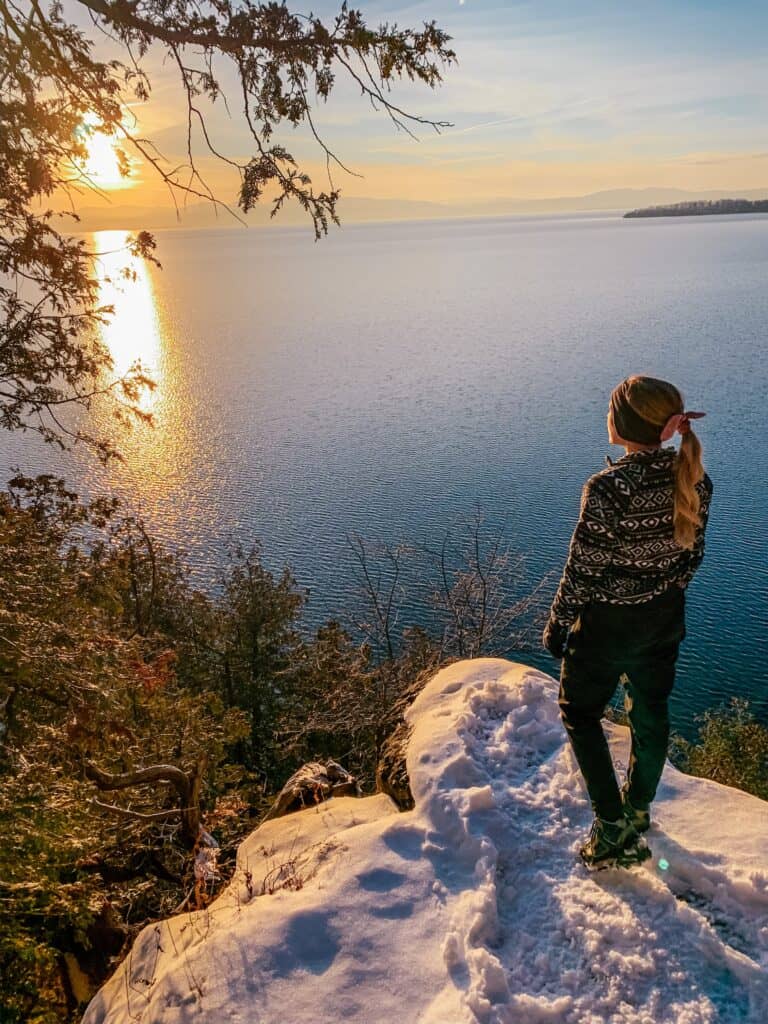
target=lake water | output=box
[3,212,767,737]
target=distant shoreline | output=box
[625,198,768,219]
[59,188,768,233]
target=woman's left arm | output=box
[547,475,619,633]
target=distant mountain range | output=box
[65,187,768,232]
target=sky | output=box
[69,0,768,222]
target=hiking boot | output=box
[620,788,651,834]
[579,814,651,870]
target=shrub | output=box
[669,698,768,800]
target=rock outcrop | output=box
[83,659,768,1024]
[262,759,360,821]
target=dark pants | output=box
[558,585,686,821]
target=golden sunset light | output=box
[93,230,161,412]
[78,115,134,190]
[3,2,767,1020]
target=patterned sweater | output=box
[549,446,714,630]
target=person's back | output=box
[598,447,713,597]
[547,446,714,628]
[542,374,712,870]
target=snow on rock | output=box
[83,658,768,1024]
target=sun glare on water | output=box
[89,232,186,514]
[93,231,162,413]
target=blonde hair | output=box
[619,375,706,551]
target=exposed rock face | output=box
[376,720,414,810]
[81,659,768,1024]
[262,760,360,821]
[60,902,128,1011]
[376,663,450,809]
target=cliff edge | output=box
[83,659,768,1024]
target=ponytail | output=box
[673,429,706,550]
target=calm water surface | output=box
[3,213,767,736]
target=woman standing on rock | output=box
[542,375,713,869]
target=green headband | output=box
[610,381,665,445]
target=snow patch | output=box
[83,658,768,1024]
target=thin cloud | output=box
[675,152,768,167]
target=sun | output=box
[78,114,133,190]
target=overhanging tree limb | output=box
[0,0,456,457]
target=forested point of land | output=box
[624,198,768,218]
